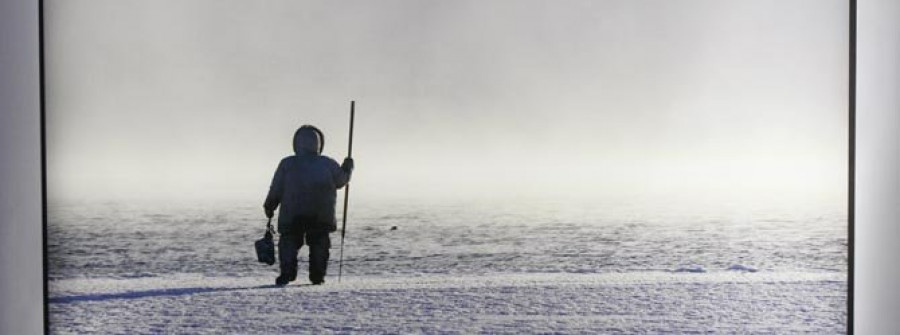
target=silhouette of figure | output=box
[264,125,354,286]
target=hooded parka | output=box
[264,126,352,234]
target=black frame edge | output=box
[38,0,49,332]
[847,0,856,333]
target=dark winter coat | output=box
[264,128,352,234]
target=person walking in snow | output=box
[264,125,354,286]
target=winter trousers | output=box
[278,230,331,284]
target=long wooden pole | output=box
[338,101,354,282]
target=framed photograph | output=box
[36,0,856,333]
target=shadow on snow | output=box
[49,283,314,304]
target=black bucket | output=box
[255,219,276,266]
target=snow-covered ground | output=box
[47,197,848,333]
[49,271,846,334]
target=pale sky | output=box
[45,0,848,205]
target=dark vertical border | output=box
[847,0,856,333]
[38,0,49,332]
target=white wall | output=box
[0,0,44,334]
[1,1,899,334]
[856,0,900,333]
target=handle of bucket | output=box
[265,217,274,235]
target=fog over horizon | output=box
[45,0,848,207]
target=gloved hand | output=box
[264,208,274,219]
[341,157,354,173]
